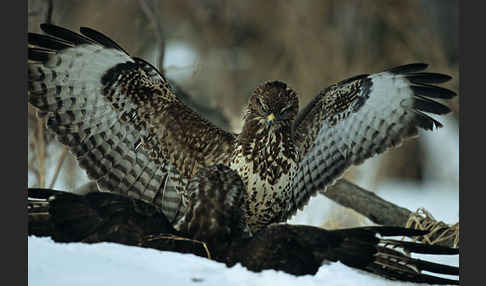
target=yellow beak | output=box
[267,113,275,122]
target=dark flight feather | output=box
[80,27,129,54]
[40,23,97,46]
[386,63,428,74]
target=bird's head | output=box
[245,80,299,129]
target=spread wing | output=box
[28,24,235,221]
[288,63,456,218]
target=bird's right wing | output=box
[28,24,234,222]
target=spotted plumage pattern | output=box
[231,81,300,230]
[28,24,456,233]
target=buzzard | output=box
[28,24,456,232]
[28,165,459,284]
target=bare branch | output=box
[48,147,68,189]
[323,179,412,226]
[45,0,54,24]
[36,117,46,188]
[322,179,458,248]
[138,0,165,71]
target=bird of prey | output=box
[28,24,456,232]
[28,164,459,285]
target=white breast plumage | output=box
[231,133,297,230]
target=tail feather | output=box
[326,226,459,284]
[380,238,459,255]
[365,262,459,285]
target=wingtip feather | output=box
[386,63,429,74]
[79,27,129,54]
[39,23,96,46]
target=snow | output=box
[29,236,426,286]
[162,41,198,80]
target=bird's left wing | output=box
[288,63,456,218]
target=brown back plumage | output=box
[176,164,250,251]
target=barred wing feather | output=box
[288,64,456,218]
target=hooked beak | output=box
[266,113,275,127]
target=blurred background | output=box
[28,0,459,228]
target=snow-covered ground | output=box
[28,178,459,286]
[29,234,453,286]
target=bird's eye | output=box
[280,104,293,114]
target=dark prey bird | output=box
[29,165,459,285]
[28,24,457,233]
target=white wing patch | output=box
[288,68,454,219]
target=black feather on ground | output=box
[229,224,458,284]
[28,188,459,285]
[28,188,175,244]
